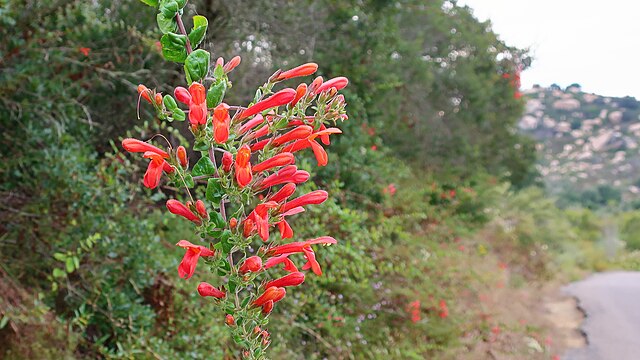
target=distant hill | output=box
[519,84,640,207]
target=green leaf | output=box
[210,211,226,229]
[156,13,177,34]
[159,0,178,18]
[206,178,223,203]
[213,64,224,79]
[188,15,208,48]
[193,139,209,151]
[65,258,75,273]
[160,33,187,62]
[53,268,66,279]
[173,108,186,121]
[184,174,195,188]
[184,64,193,84]
[0,316,9,329]
[206,81,227,108]
[175,0,186,7]
[53,252,66,262]
[138,0,159,7]
[185,49,210,82]
[241,296,251,307]
[192,156,216,176]
[73,256,80,270]
[163,94,178,110]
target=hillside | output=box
[519,85,640,207]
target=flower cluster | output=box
[121,4,349,357]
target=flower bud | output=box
[264,272,305,289]
[223,56,241,73]
[308,76,323,93]
[216,56,224,68]
[174,86,191,105]
[195,200,208,220]
[176,146,188,168]
[261,300,274,315]
[155,93,163,105]
[243,218,255,237]
[197,282,226,299]
[253,326,261,335]
[225,314,235,326]
[290,83,307,107]
[229,217,238,229]
[239,256,263,274]
[276,63,318,81]
[221,151,233,172]
[138,84,152,103]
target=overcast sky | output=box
[457,0,640,98]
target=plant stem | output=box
[176,13,193,54]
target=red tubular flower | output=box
[252,286,286,307]
[243,218,255,237]
[174,86,192,105]
[281,128,342,166]
[268,183,297,203]
[267,236,337,255]
[248,201,279,241]
[262,300,274,315]
[258,165,310,189]
[276,220,293,239]
[250,139,270,152]
[176,145,188,168]
[166,199,201,224]
[188,82,207,126]
[195,200,209,219]
[213,103,231,144]
[239,256,263,274]
[314,76,349,93]
[265,272,305,289]
[122,138,169,158]
[267,236,337,276]
[281,190,328,213]
[276,63,318,81]
[239,88,296,119]
[142,151,171,189]
[309,76,323,93]
[290,83,307,107]
[234,145,253,187]
[272,125,313,147]
[197,282,226,298]
[264,254,299,272]
[162,161,174,174]
[221,151,233,172]
[252,152,295,173]
[238,114,265,135]
[138,84,152,104]
[439,300,449,318]
[223,55,241,73]
[176,240,215,279]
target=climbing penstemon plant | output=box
[122,0,349,358]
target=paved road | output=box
[563,271,640,360]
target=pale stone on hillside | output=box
[571,130,584,138]
[628,123,640,132]
[567,86,581,93]
[589,130,614,151]
[526,99,544,113]
[630,186,640,194]
[583,93,598,103]
[556,122,571,132]
[543,117,556,128]
[609,110,623,123]
[520,115,539,130]
[612,151,626,164]
[600,109,608,119]
[553,98,581,111]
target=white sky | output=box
[457,0,640,98]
